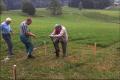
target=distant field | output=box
[0,7,120,79]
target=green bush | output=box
[48,0,62,16]
[0,0,6,14]
[22,0,36,16]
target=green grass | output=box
[0,7,120,79]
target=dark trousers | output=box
[2,33,13,55]
[20,35,33,56]
[51,37,67,57]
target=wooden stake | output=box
[13,65,16,80]
[44,41,47,55]
[93,42,96,55]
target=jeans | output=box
[2,33,13,55]
[20,35,33,55]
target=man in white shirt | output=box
[49,24,68,57]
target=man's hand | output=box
[30,33,36,38]
[49,35,54,37]
[27,32,36,38]
[49,35,59,38]
[32,34,36,38]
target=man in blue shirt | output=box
[20,18,36,59]
[0,17,14,57]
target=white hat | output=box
[6,17,12,21]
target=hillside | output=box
[0,7,120,79]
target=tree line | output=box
[69,0,114,9]
[0,0,114,15]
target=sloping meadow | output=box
[0,7,120,79]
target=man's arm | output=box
[50,29,55,35]
[26,32,36,38]
[49,28,65,38]
[0,24,2,33]
[10,25,12,32]
[49,29,56,37]
[22,24,36,38]
[9,26,14,34]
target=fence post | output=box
[13,65,17,80]
[93,42,96,55]
[44,41,47,55]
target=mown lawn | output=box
[0,7,120,79]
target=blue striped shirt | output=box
[20,21,29,35]
[0,22,12,34]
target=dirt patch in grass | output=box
[64,55,81,63]
[95,62,112,72]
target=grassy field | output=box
[0,7,120,79]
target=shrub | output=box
[48,0,62,16]
[22,0,36,16]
